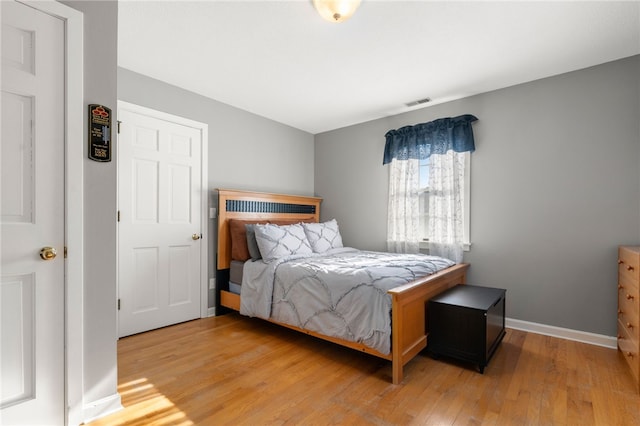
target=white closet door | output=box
[118,106,204,337]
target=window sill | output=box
[419,241,472,252]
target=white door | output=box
[1,1,65,424]
[118,104,205,337]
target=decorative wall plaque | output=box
[88,104,111,162]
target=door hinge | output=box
[64,246,68,259]
[117,120,122,134]
[117,210,120,222]
[118,299,121,310]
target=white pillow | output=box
[254,223,313,261]
[302,219,344,253]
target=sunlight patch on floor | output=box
[88,377,194,426]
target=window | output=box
[418,153,471,250]
[384,114,477,261]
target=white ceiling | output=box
[118,1,640,134]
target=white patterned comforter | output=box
[240,248,455,355]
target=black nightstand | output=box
[427,284,506,373]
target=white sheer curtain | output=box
[386,158,420,253]
[428,150,466,263]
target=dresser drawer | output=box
[618,247,640,283]
[618,280,639,327]
[618,307,639,342]
[618,319,640,384]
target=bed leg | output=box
[391,293,403,385]
[392,360,403,385]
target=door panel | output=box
[2,22,34,72]
[133,159,159,223]
[132,247,160,314]
[118,108,203,337]
[1,1,65,423]
[1,92,33,223]
[0,274,35,407]
[168,164,191,223]
[168,245,191,305]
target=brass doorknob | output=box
[192,234,201,240]
[40,247,57,260]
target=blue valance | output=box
[383,114,478,165]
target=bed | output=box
[216,189,469,384]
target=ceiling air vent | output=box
[405,97,431,107]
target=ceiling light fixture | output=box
[313,0,362,23]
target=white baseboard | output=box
[207,307,216,317]
[506,317,617,349]
[82,393,123,424]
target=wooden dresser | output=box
[617,246,640,392]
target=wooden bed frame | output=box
[216,189,469,384]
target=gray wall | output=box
[62,0,119,413]
[117,68,315,308]
[315,56,640,336]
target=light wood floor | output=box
[88,313,639,425]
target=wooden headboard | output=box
[216,189,322,270]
